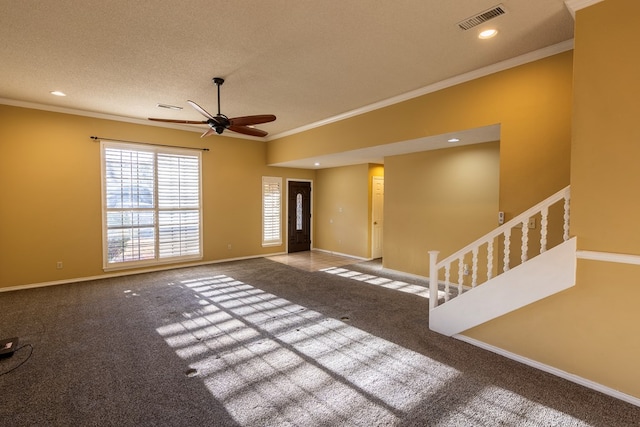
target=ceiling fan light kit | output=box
[149,77,276,138]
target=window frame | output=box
[262,176,282,247]
[100,141,203,271]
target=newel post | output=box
[428,251,440,310]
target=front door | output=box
[288,181,311,253]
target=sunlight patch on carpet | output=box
[155,274,580,427]
[320,267,446,299]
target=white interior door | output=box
[371,176,384,259]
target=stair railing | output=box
[428,186,570,309]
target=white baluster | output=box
[471,247,478,288]
[487,240,494,281]
[521,218,529,263]
[444,264,451,302]
[503,229,511,272]
[428,250,439,309]
[540,206,549,253]
[458,256,464,294]
[563,193,570,241]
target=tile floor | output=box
[266,250,362,272]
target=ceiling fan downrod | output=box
[212,77,227,134]
[213,77,224,116]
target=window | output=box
[101,141,202,270]
[262,176,282,246]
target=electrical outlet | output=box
[463,264,469,275]
[227,244,232,250]
[56,261,63,269]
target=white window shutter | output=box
[262,177,282,246]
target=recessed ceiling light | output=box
[314,162,320,166]
[50,91,66,97]
[448,138,460,143]
[478,29,498,39]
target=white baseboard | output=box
[454,334,640,408]
[2,249,367,293]
[312,247,369,261]
[0,254,270,293]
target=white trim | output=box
[0,41,574,143]
[430,238,577,336]
[268,40,574,140]
[101,141,203,270]
[565,0,605,18]
[373,266,427,283]
[0,254,272,293]
[262,176,284,246]
[576,250,640,266]
[437,186,570,268]
[0,98,261,140]
[455,334,640,408]
[0,98,201,134]
[312,248,368,262]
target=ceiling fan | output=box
[149,77,276,138]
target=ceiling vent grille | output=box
[457,4,506,30]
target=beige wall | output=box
[314,164,371,258]
[2,0,636,399]
[464,260,640,398]
[0,105,314,288]
[463,0,640,398]
[570,0,640,253]
[384,142,500,276]
[1,51,573,288]
[268,51,573,276]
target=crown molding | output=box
[0,98,260,141]
[565,0,605,18]
[1,40,575,143]
[0,97,202,134]
[268,39,574,141]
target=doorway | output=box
[288,180,312,253]
[371,176,384,259]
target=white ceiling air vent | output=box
[457,4,506,30]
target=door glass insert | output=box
[296,193,303,230]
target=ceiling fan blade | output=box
[229,114,276,127]
[148,118,208,124]
[200,127,217,138]
[228,125,268,138]
[187,100,216,120]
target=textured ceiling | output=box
[0,1,575,141]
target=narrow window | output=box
[262,176,282,246]
[296,193,303,230]
[101,141,202,270]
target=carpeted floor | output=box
[1,257,639,426]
